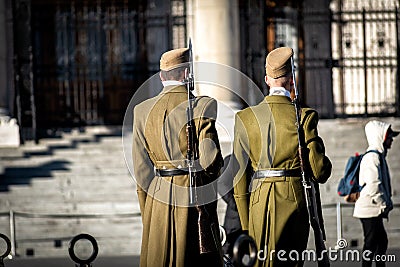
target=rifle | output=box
[291,56,330,267]
[185,39,220,254]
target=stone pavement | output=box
[0,117,400,265]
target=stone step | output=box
[15,235,140,258]
[12,216,140,239]
[0,127,141,258]
[1,177,135,197]
[0,200,139,214]
[0,190,136,204]
[2,148,126,161]
[1,166,129,180]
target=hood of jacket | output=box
[365,120,391,152]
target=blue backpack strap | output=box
[366,150,391,205]
[364,149,380,155]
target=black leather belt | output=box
[155,168,189,177]
[253,168,302,179]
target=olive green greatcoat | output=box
[233,95,332,267]
[132,85,223,267]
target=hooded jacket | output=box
[353,120,393,218]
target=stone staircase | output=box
[0,126,141,258]
[1,118,400,260]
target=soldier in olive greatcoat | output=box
[233,47,332,267]
[132,48,224,267]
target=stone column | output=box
[188,0,240,67]
[187,0,242,100]
[0,0,9,116]
[0,0,20,147]
[187,0,245,156]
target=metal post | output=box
[8,210,16,257]
[335,202,343,249]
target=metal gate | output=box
[239,0,303,96]
[15,0,186,139]
[331,0,400,116]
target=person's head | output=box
[264,47,295,97]
[159,47,190,82]
[365,120,399,151]
[384,126,399,150]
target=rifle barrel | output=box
[185,38,219,254]
[290,55,330,267]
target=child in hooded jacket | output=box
[353,120,399,267]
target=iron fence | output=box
[0,210,141,258]
[331,0,400,117]
[1,203,399,258]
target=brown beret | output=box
[265,47,294,78]
[160,47,190,71]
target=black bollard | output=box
[0,233,11,267]
[231,234,257,267]
[68,233,98,267]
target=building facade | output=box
[0,0,399,144]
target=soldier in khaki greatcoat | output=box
[233,47,332,267]
[132,47,224,267]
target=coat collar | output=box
[264,94,292,104]
[160,85,189,95]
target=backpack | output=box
[337,150,379,202]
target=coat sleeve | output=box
[302,109,332,183]
[132,106,154,215]
[232,112,251,231]
[197,98,223,177]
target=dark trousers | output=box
[360,216,388,267]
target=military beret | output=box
[265,47,294,79]
[160,47,190,71]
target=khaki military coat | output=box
[233,95,332,267]
[132,85,223,267]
